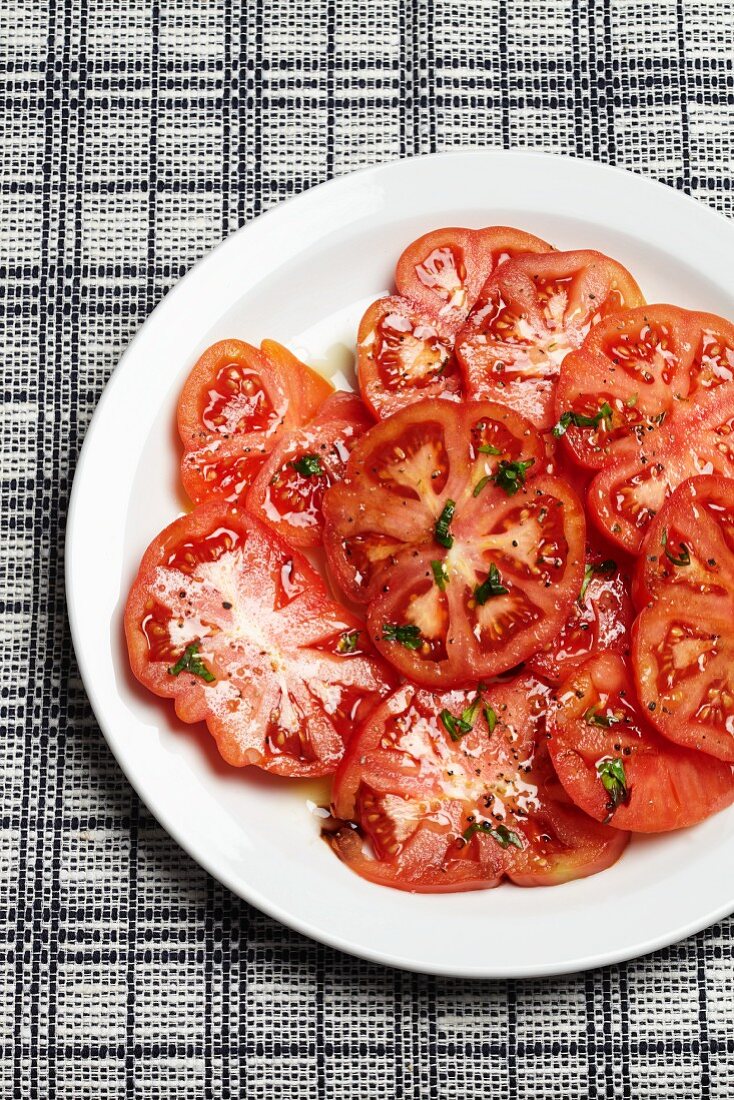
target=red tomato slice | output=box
[455,250,645,429]
[549,653,734,830]
[631,476,734,762]
[178,340,334,505]
[555,305,734,469]
[528,548,633,685]
[634,475,734,608]
[356,296,462,420]
[124,501,396,776]
[328,676,627,891]
[323,399,585,687]
[394,225,551,329]
[246,392,373,548]
[588,384,734,554]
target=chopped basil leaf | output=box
[662,527,690,567]
[168,642,215,683]
[474,563,508,605]
[584,704,622,728]
[473,474,491,497]
[483,704,497,734]
[492,458,534,496]
[477,443,502,455]
[578,558,617,605]
[337,630,360,654]
[440,694,482,741]
[434,499,456,548]
[382,622,423,650]
[596,757,630,822]
[291,453,323,477]
[552,402,613,438]
[463,821,523,849]
[430,559,449,591]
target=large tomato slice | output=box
[246,391,373,548]
[124,501,396,777]
[323,399,585,687]
[328,676,628,891]
[527,546,633,685]
[555,305,734,470]
[178,340,333,505]
[454,250,644,429]
[548,653,734,831]
[587,384,734,554]
[394,225,551,329]
[356,296,462,420]
[632,476,734,762]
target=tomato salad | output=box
[125,224,734,894]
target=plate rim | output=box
[66,147,734,978]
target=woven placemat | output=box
[3,2,733,1096]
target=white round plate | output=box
[67,150,734,977]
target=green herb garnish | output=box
[290,453,323,477]
[553,402,613,438]
[483,704,497,734]
[337,630,360,654]
[596,757,630,822]
[430,560,449,591]
[473,475,491,498]
[382,623,423,650]
[440,695,482,741]
[585,704,622,728]
[492,458,534,496]
[168,642,215,683]
[477,443,502,455]
[473,563,508,605]
[434,499,456,548]
[662,527,690,567]
[462,821,523,849]
[578,559,617,605]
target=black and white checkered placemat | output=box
[3,2,733,1096]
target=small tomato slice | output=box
[323,399,584,687]
[328,676,627,891]
[178,340,334,505]
[549,653,734,830]
[124,501,396,776]
[634,475,734,608]
[395,225,551,329]
[247,392,373,548]
[455,250,644,429]
[555,305,734,470]
[356,296,461,420]
[528,548,633,685]
[588,385,734,554]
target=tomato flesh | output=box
[395,225,551,329]
[528,548,633,684]
[455,250,644,430]
[328,676,627,891]
[632,475,734,762]
[124,501,396,776]
[549,653,734,830]
[247,391,373,548]
[323,399,585,687]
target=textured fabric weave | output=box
[2,1,734,1097]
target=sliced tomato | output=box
[631,476,734,762]
[124,501,396,777]
[394,225,551,329]
[455,250,644,429]
[556,306,734,470]
[178,340,334,505]
[528,547,633,684]
[323,399,585,687]
[246,392,373,548]
[549,653,734,830]
[588,384,734,554]
[634,475,734,608]
[356,296,461,420]
[328,676,627,891]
